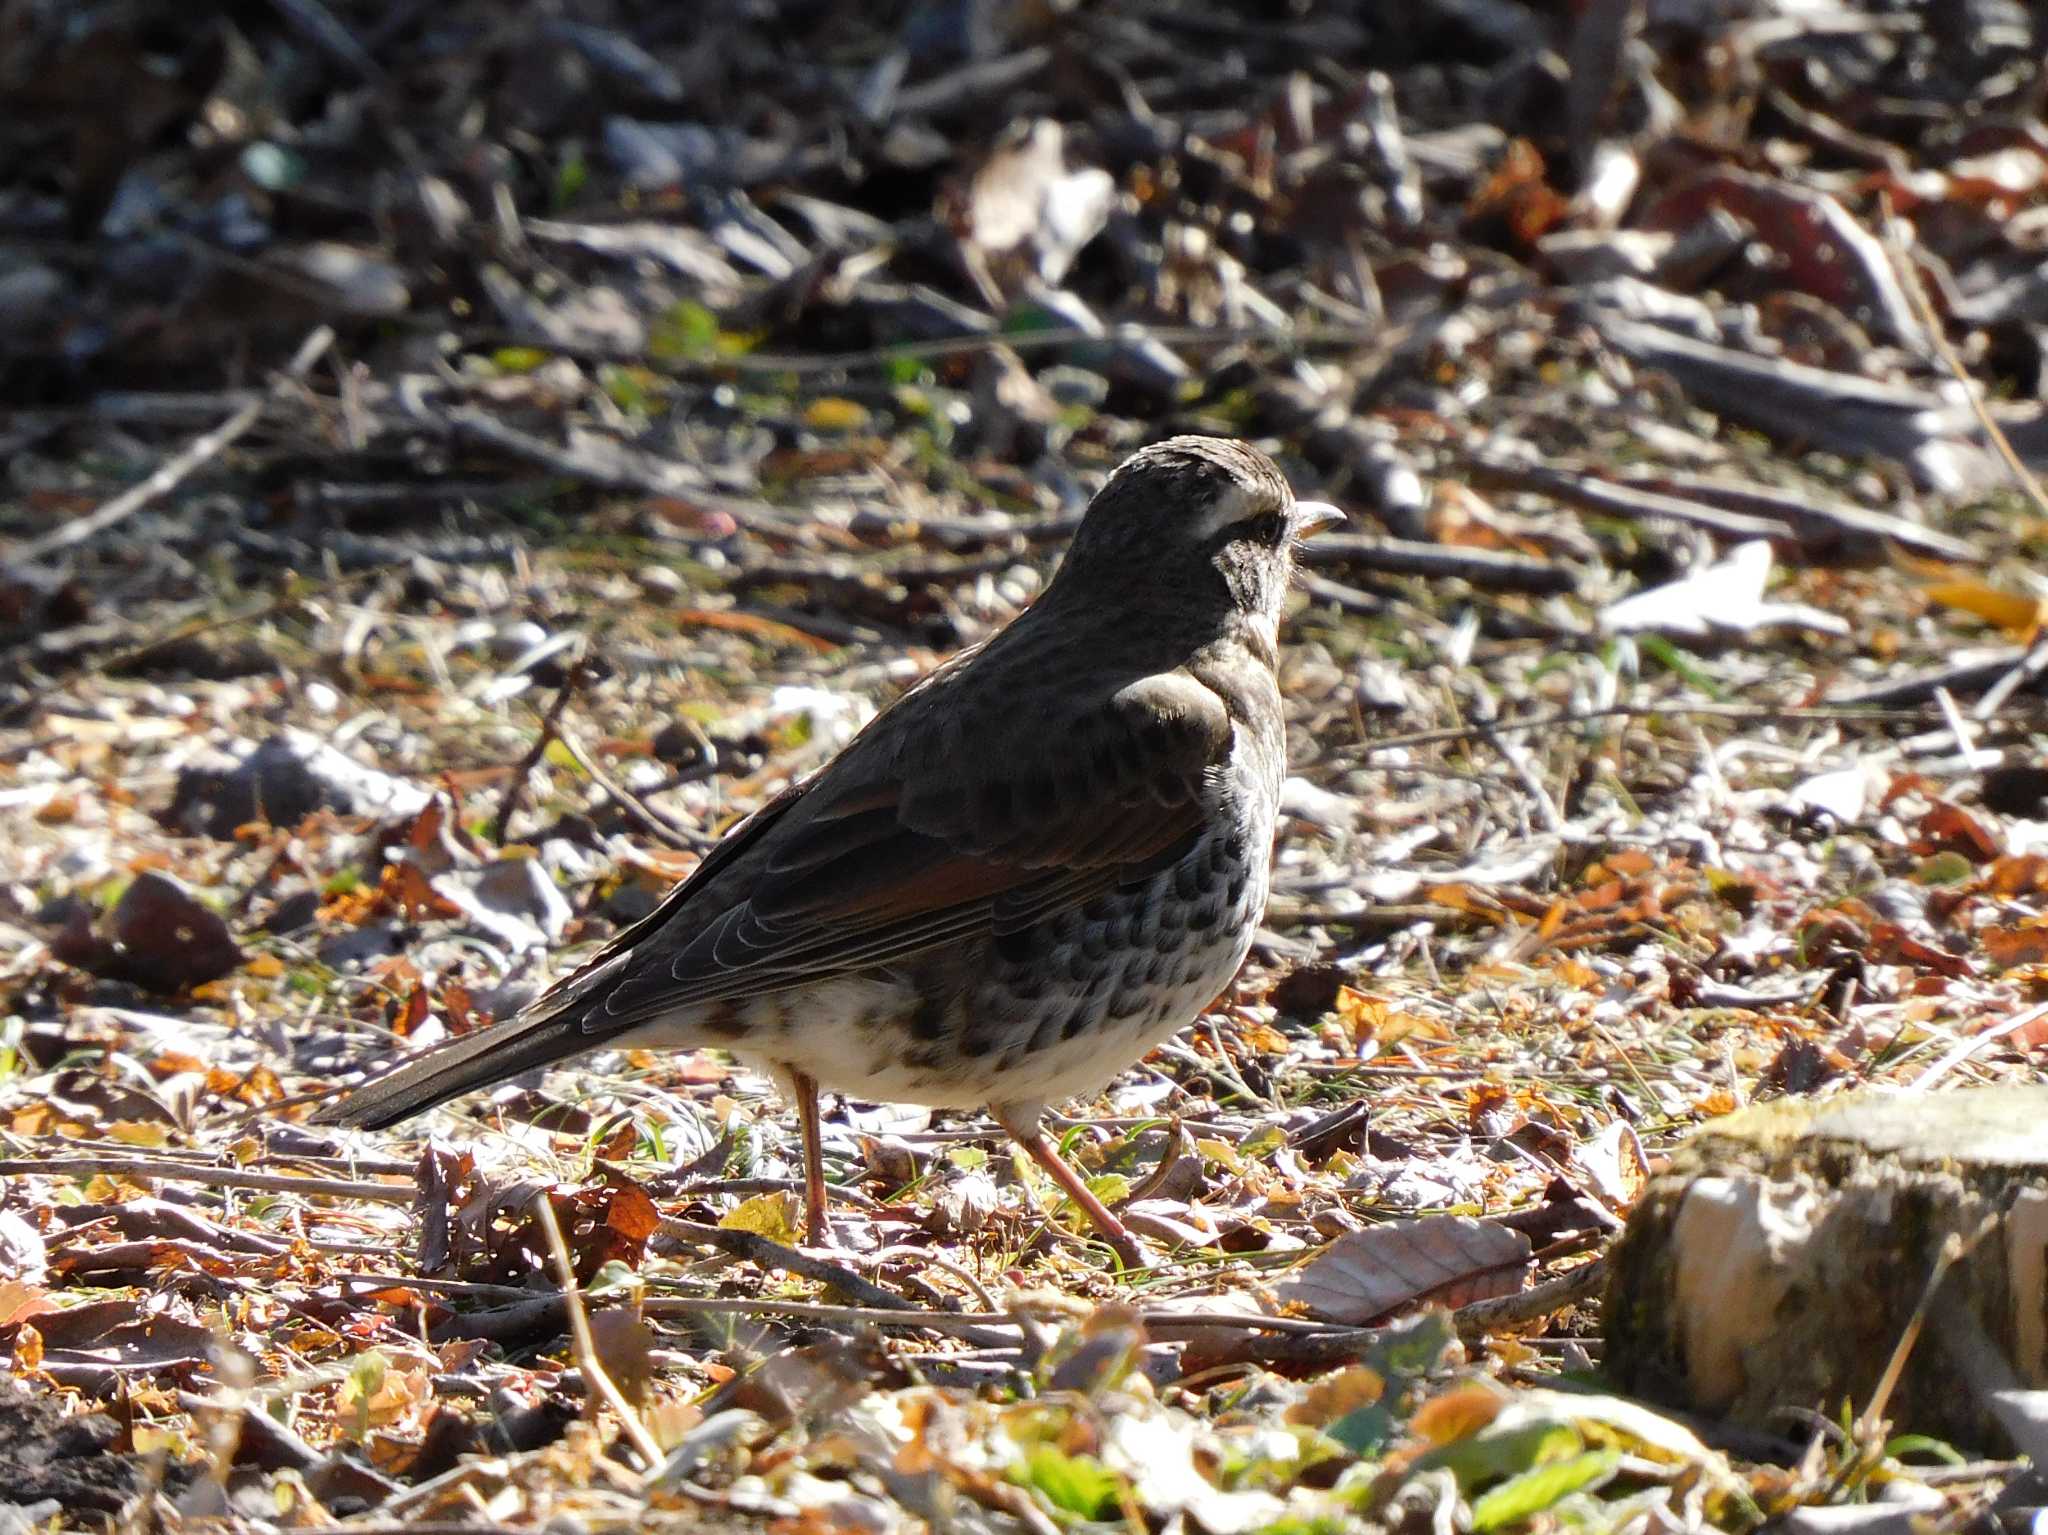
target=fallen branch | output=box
[11,327,334,564]
[1453,1257,1608,1337]
[1355,698,1937,754]
[1463,452,1789,542]
[1300,532,1578,594]
[1617,469,1980,564]
[0,1155,410,1202]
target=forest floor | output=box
[3,1,2047,1530]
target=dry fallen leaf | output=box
[1270,1216,1533,1325]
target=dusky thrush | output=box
[318,436,1342,1261]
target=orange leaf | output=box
[606,1185,662,1244]
[1410,1382,1508,1445]
[1916,801,2002,861]
[1984,855,2048,897]
[1922,577,2047,636]
[1982,919,2048,969]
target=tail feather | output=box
[315,957,629,1130]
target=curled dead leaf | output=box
[1271,1216,1533,1325]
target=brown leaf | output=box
[50,872,243,993]
[1916,800,2003,861]
[587,1306,655,1407]
[1465,140,1569,252]
[605,1184,661,1244]
[1984,855,2048,897]
[1270,1216,1533,1325]
[1870,921,1976,979]
[1284,1366,1386,1427]
[1983,918,2048,970]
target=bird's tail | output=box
[313,956,629,1130]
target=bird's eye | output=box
[1243,511,1288,546]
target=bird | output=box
[317,436,1343,1264]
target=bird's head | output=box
[1055,436,1344,623]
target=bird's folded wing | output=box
[577,670,1233,1031]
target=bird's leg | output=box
[990,1105,1146,1269]
[789,1067,830,1247]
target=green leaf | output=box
[1913,851,1973,886]
[650,300,721,361]
[1326,1402,1396,1456]
[1884,1433,1967,1466]
[600,364,659,414]
[491,346,551,374]
[1083,1173,1131,1209]
[1420,1420,1584,1492]
[586,1259,642,1298]
[1017,1446,1124,1519]
[341,1350,389,1441]
[553,150,588,211]
[1471,1448,1623,1531]
[1635,633,1724,698]
[1362,1309,1459,1377]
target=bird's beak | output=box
[1290,500,1346,537]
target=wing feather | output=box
[573,665,1234,1034]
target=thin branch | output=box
[493,656,591,843]
[555,723,712,850]
[1879,196,2048,520]
[11,327,334,564]
[533,1192,664,1470]
[471,317,1397,378]
[1453,1257,1608,1337]
[657,1217,924,1311]
[1354,699,1936,754]
[0,1156,411,1202]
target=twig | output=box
[471,317,1396,378]
[1355,699,1933,754]
[657,1217,921,1311]
[1461,451,1790,542]
[1117,1117,1189,1207]
[1300,533,1578,594]
[533,1192,664,1470]
[554,724,711,850]
[1848,1215,1999,1469]
[1482,721,1564,834]
[0,1156,411,1202]
[1905,1002,2048,1092]
[661,1176,884,1212]
[1831,648,2035,708]
[11,327,334,564]
[265,0,385,83]
[1295,570,1388,617]
[644,1295,1015,1334]
[1453,1257,1608,1337]
[1879,196,2048,521]
[1975,635,2048,722]
[1932,686,1996,770]
[493,658,590,842]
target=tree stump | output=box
[1604,1085,2048,1449]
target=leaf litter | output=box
[3,0,2048,1529]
